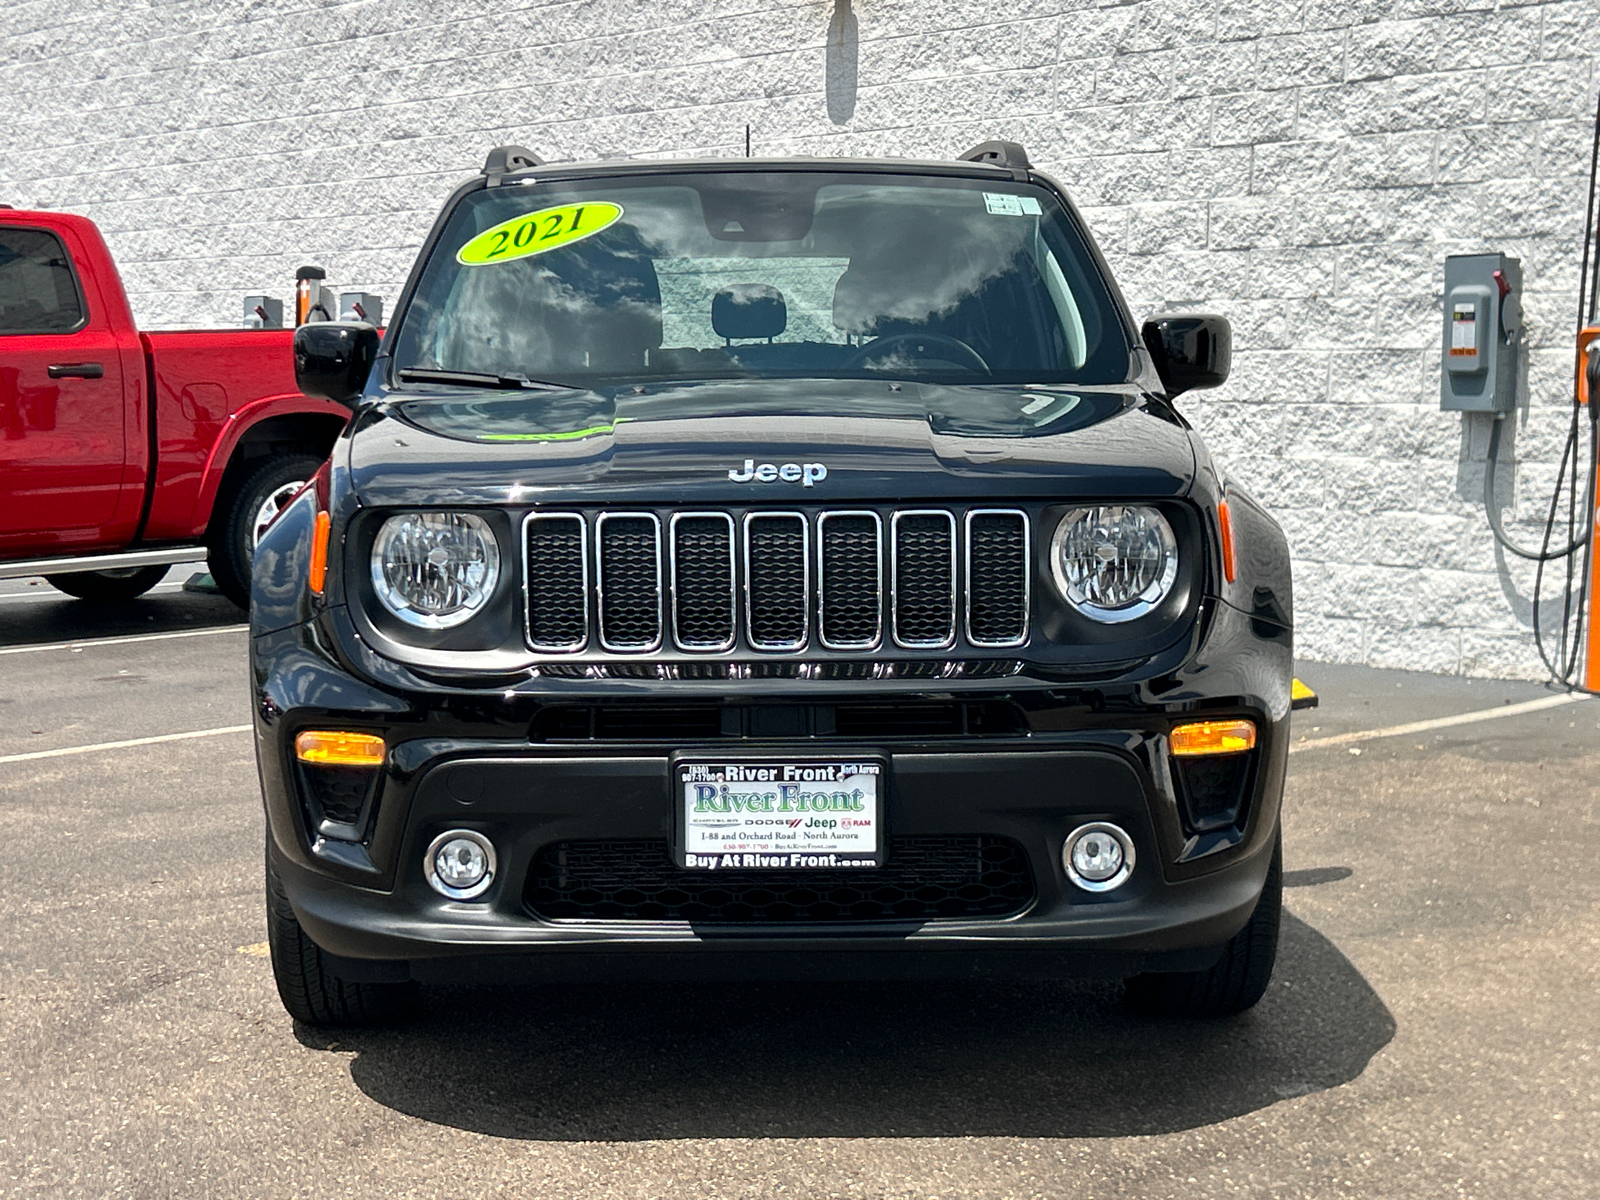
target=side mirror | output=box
[294,321,380,410]
[1141,313,1232,398]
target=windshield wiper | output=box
[396,367,568,391]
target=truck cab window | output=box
[0,228,85,334]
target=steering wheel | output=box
[843,332,990,374]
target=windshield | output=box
[390,170,1131,388]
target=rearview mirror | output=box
[294,321,380,410]
[1141,313,1231,398]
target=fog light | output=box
[1063,822,1135,893]
[424,829,497,900]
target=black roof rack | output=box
[481,145,544,181]
[957,140,1031,171]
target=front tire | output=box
[209,453,324,609]
[43,565,169,602]
[266,842,415,1026]
[1124,831,1282,1018]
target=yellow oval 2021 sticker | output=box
[457,202,624,266]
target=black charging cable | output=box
[1483,412,1589,561]
[1520,92,1600,688]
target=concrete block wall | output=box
[3,0,1597,679]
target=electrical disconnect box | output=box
[338,292,383,325]
[240,274,382,330]
[1441,253,1521,412]
[242,295,283,329]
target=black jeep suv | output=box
[253,140,1292,1025]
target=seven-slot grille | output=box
[522,508,1029,655]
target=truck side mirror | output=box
[1141,313,1232,398]
[294,322,380,410]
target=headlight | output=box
[1049,505,1178,623]
[371,511,501,629]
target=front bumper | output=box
[253,600,1290,983]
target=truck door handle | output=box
[47,362,104,379]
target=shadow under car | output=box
[295,912,1393,1140]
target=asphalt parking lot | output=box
[1,572,1595,1198]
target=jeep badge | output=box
[728,459,827,486]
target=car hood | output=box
[346,378,1196,507]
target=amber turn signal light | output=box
[1170,718,1256,757]
[308,509,331,594]
[1217,499,1237,584]
[294,730,385,767]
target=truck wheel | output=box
[43,565,169,602]
[209,454,324,609]
[1123,831,1282,1018]
[266,842,416,1026]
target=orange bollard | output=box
[1579,326,1600,405]
[1584,336,1600,690]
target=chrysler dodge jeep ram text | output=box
[251,141,1292,1025]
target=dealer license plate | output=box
[677,760,882,870]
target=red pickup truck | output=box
[0,208,348,606]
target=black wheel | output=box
[43,564,169,602]
[1124,831,1282,1018]
[266,841,415,1026]
[208,453,324,609]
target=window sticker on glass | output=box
[457,202,624,266]
[984,193,1043,217]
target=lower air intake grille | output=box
[1173,752,1254,834]
[526,836,1034,922]
[295,763,378,839]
